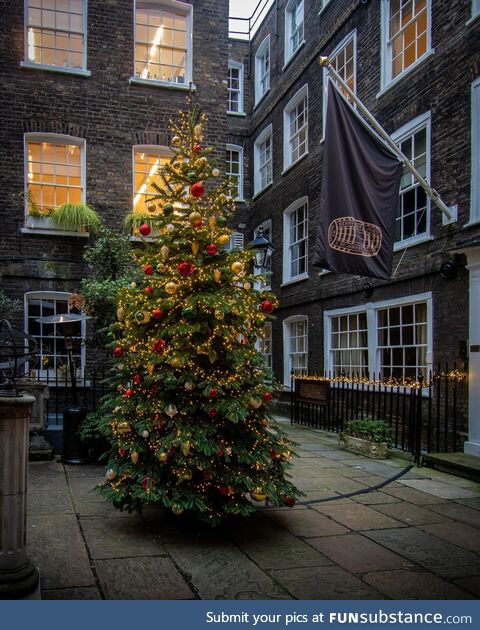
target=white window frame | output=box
[283,84,308,172]
[282,196,308,285]
[283,315,308,386]
[24,290,87,379]
[253,219,272,290]
[21,0,90,77]
[254,35,270,107]
[23,133,86,234]
[131,0,193,90]
[256,322,273,371]
[132,144,172,212]
[319,0,334,14]
[225,231,244,251]
[227,60,244,114]
[253,124,273,197]
[284,0,305,67]
[226,144,244,201]
[470,77,480,225]
[472,0,480,20]
[380,0,433,93]
[324,292,433,388]
[322,30,357,139]
[391,112,431,250]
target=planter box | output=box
[342,435,389,459]
[17,380,49,430]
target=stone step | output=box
[423,452,480,483]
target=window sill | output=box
[227,111,247,117]
[129,77,196,91]
[393,234,433,252]
[283,40,305,72]
[254,87,271,109]
[318,2,333,16]
[281,151,309,176]
[377,49,435,99]
[463,219,480,229]
[281,273,309,287]
[21,227,89,238]
[20,60,91,77]
[466,12,480,26]
[253,181,273,200]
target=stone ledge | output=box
[423,452,480,483]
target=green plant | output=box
[340,418,393,444]
[0,286,21,320]
[23,189,50,218]
[123,210,156,233]
[50,203,101,232]
[79,410,110,462]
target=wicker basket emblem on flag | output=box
[328,216,382,258]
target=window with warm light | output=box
[25,134,85,224]
[323,31,356,137]
[254,124,273,196]
[254,36,270,105]
[133,147,171,214]
[283,197,308,283]
[283,85,308,170]
[391,113,430,246]
[227,61,244,113]
[226,145,244,201]
[134,1,192,85]
[382,0,430,88]
[24,0,87,71]
[285,0,304,65]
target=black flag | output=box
[313,80,402,280]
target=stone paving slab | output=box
[229,515,334,570]
[352,491,402,506]
[27,514,95,590]
[27,489,73,515]
[95,556,195,599]
[269,566,380,600]
[305,534,414,574]
[42,587,102,600]
[427,502,480,528]
[381,486,449,505]
[397,478,480,499]
[311,502,406,531]
[80,516,165,559]
[418,522,480,554]
[454,576,480,598]
[262,506,350,538]
[364,527,480,579]
[363,570,474,600]
[455,498,480,511]
[372,502,453,526]
[166,542,290,599]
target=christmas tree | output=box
[99,101,300,524]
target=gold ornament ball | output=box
[189,211,202,226]
[213,269,222,283]
[249,397,262,409]
[250,490,267,502]
[147,202,156,213]
[212,168,220,177]
[172,135,181,146]
[218,234,230,245]
[243,282,252,291]
[231,261,244,274]
[182,441,191,456]
[158,451,169,462]
[191,241,200,254]
[165,281,178,294]
[214,310,224,320]
[172,504,184,515]
[156,263,166,273]
[197,157,207,167]
[147,363,155,375]
[117,421,131,435]
[170,356,182,369]
[181,469,192,481]
[106,469,117,481]
[141,430,149,438]
[208,215,217,228]
[131,282,137,289]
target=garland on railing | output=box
[292,370,467,389]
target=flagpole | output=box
[319,56,454,222]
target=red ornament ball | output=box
[144,264,154,275]
[219,486,230,496]
[284,496,296,508]
[152,338,166,353]
[113,347,123,358]
[139,223,151,236]
[141,476,155,490]
[209,388,219,399]
[260,300,275,314]
[193,143,202,153]
[118,448,127,457]
[208,408,217,417]
[190,181,205,198]
[133,375,142,385]
[152,308,164,319]
[178,261,195,277]
[124,388,134,398]
[206,243,218,255]
[217,448,224,457]
[262,392,273,402]
[144,286,153,294]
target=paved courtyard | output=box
[27,419,480,600]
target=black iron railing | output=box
[229,0,274,39]
[291,363,468,460]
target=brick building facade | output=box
[1,0,480,454]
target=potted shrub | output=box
[340,418,392,459]
[50,203,101,233]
